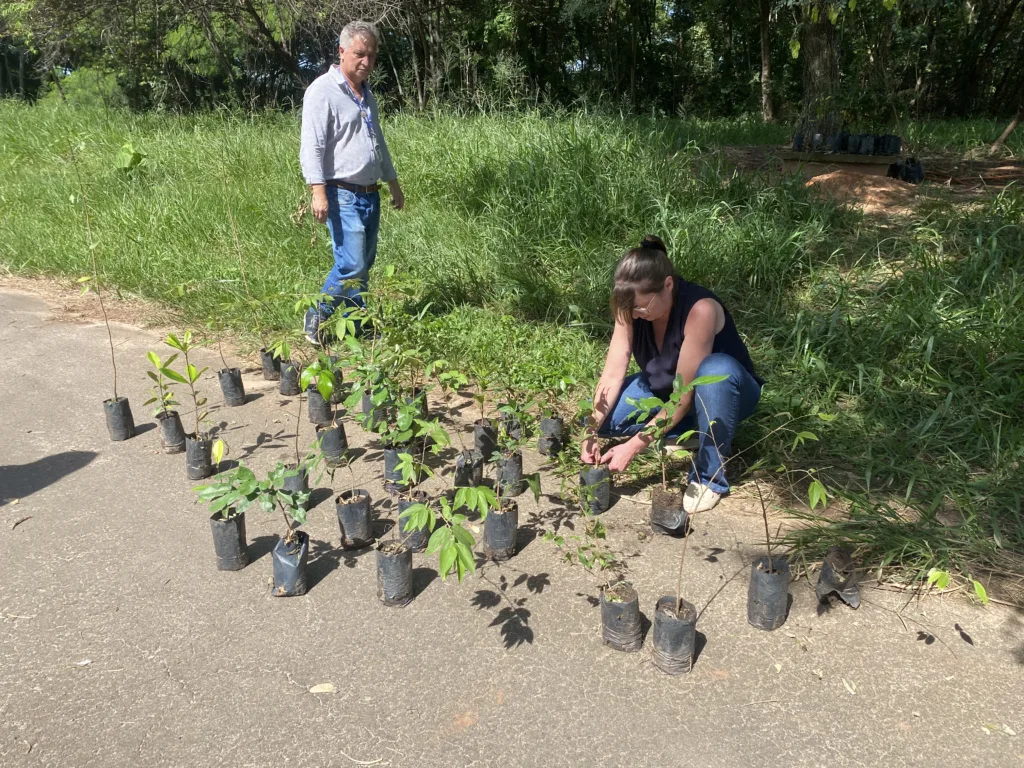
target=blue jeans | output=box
[597,353,762,494]
[313,187,381,321]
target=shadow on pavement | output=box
[470,570,549,648]
[248,535,277,564]
[237,428,289,459]
[0,450,98,506]
[309,488,334,509]
[306,538,346,590]
[693,631,708,666]
[413,567,438,597]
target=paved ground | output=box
[1,286,1022,768]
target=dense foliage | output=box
[2,1,1023,124]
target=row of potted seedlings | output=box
[194,345,550,603]
[98,301,793,678]
[76,180,794,675]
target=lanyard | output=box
[334,67,379,156]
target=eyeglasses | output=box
[633,292,659,316]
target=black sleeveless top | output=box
[631,279,762,399]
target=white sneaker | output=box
[683,482,722,514]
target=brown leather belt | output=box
[326,179,380,193]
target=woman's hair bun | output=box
[640,234,667,253]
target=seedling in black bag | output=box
[70,139,136,442]
[144,350,186,454]
[162,331,226,480]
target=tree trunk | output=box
[759,0,773,122]
[799,13,841,140]
[238,0,304,83]
[990,108,1022,155]
[383,38,405,107]
[19,49,26,99]
[958,0,1023,114]
[50,67,67,102]
[630,9,637,108]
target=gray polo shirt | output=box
[299,66,398,187]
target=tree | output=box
[798,6,840,139]
[760,0,774,121]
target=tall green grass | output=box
[1,102,1022,586]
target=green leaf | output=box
[827,6,839,24]
[161,367,187,384]
[454,542,475,582]
[808,479,827,510]
[848,0,856,11]
[790,39,801,59]
[317,376,334,402]
[300,367,315,391]
[452,524,475,549]
[212,439,225,465]
[927,568,951,590]
[426,526,452,556]
[439,543,457,579]
[687,374,728,388]
[792,430,819,450]
[816,412,837,422]
[525,472,542,503]
[972,579,989,605]
[115,142,145,172]
[399,502,427,521]
[147,350,160,367]
[208,493,236,514]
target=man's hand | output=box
[311,184,328,223]
[581,436,601,465]
[599,439,642,473]
[388,179,405,210]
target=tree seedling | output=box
[162,331,224,457]
[143,351,179,417]
[301,353,337,407]
[426,358,470,451]
[492,399,541,499]
[629,373,726,491]
[545,449,619,572]
[538,375,577,420]
[399,486,499,583]
[196,462,310,543]
[470,364,494,424]
[69,139,121,404]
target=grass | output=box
[1,102,1022,593]
[902,118,1024,155]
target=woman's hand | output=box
[599,439,642,473]
[581,436,601,465]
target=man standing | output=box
[299,20,404,344]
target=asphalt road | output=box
[1,286,1022,767]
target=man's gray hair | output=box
[339,20,379,48]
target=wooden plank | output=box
[781,159,893,179]
[779,150,899,165]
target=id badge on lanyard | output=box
[339,76,380,158]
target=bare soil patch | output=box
[805,170,919,216]
[0,274,178,329]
